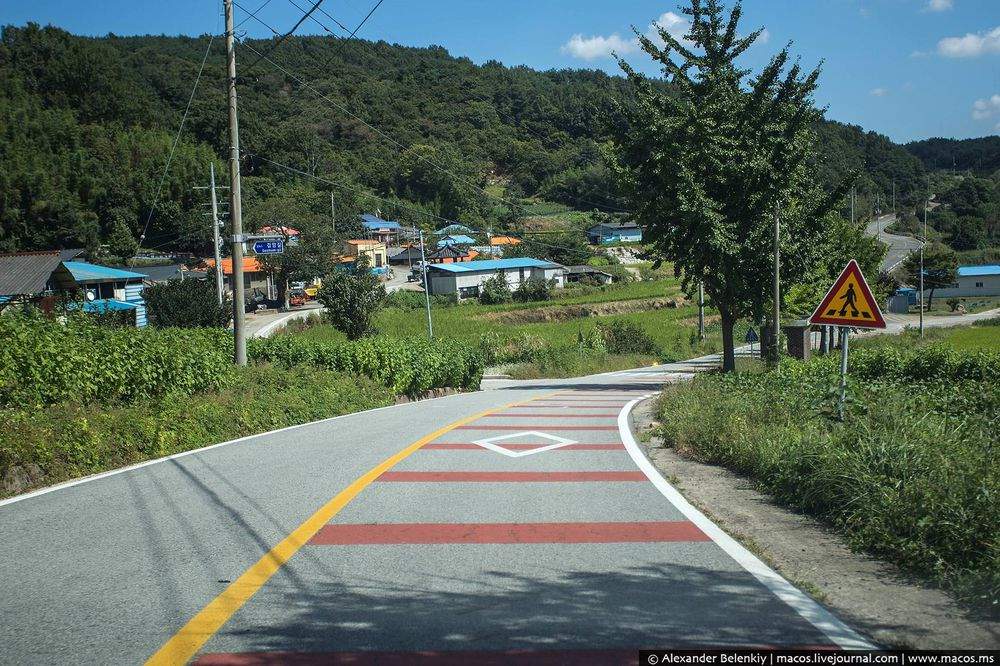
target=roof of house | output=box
[361,214,401,230]
[205,257,264,275]
[0,251,69,297]
[110,263,199,283]
[83,298,139,313]
[428,257,563,273]
[957,264,1000,277]
[59,248,85,261]
[488,235,522,245]
[565,265,613,276]
[258,225,301,237]
[435,223,475,235]
[64,261,147,283]
[588,221,641,233]
[437,234,476,246]
[346,239,385,247]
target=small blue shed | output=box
[65,261,148,327]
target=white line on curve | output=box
[618,394,875,650]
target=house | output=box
[258,226,301,246]
[340,239,389,275]
[564,265,614,285]
[64,261,149,327]
[112,263,205,286]
[587,221,643,244]
[204,257,276,300]
[426,258,565,301]
[360,214,402,245]
[0,250,77,311]
[934,265,1000,298]
[437,234,477,248]
[488,235,522,247]
[434,223,475,236]
[426,244,480,264]
[388,245,423,266]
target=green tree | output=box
[479,273,512,304]
[902,242,958,309]
[105,214,138,263]
[607,0,850,371]
[317,255,386,339]
[144,278,232,328]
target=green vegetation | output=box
[144,277,232,328]
[0,23,925,256]
[656,325,1000,613]
[317,257,387,340]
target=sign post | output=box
[248,236,284,255]
[808,260,886,420]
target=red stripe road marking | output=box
[423,443,623,450]
[196,650,643,665]
[512,404,629,409]
[455,424,618,431]
[309,520,709,545]
[378,471,646,482]
[480,413,619,418]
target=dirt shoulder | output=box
[630,396,1000,650]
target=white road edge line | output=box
[0,389,478,510]
[618,393,875,650]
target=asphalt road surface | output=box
[865,214,922,273]
[0,361,871,665]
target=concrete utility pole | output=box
[418,229,433,339]
[209,163,224,306]
[330,191,336,234]
[850,187,855,225]
[771,203,780,365]
[697,282,705,342]
[225,0,247,365]
[919,201,927,338]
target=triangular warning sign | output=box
[809,260,886,329]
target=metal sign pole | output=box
[838,328,850,420]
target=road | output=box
[865,214,922,273]
[0,357,871,665]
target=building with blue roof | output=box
[426,257,565,300]
[434,223,475,236]
[436,234,477,248]
[933,264,1000,299]
[65,261,148,326]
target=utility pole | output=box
[209,163,224,306]
[919,201,927,338]
[850,187,855,225]
[418,229,433,339]
[771,203,780,365]
[330,191,336,234]
[892,180,896,216]
[225,0,247,366]
[697,282,705,342]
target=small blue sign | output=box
[745,327,759,344]
[252,239,284,255]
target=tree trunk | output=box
[927,288,935,309]
[720,309,736,373]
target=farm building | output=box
[425,258,565,301]
[933,265,1000,298]
[564,265,614,285]
[341,239,388,273]
[587,221,643,244]
[64,261,149,327]
[437,234,477,248]
[204,257,276,300]
[0,250,78,312]
[360,215,402,244]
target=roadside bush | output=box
[318,259,387,340]
[479,274,512,305]
[479,330,548,365]
[249,335,483,394]
[145,278,231,328]
[384,290,427,311]
[594,319,662,356]
[0,312,233,408]
[512,277,552,302]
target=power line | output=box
[137,33,216,254]
[235,0,277,31]
[244,0,327,71]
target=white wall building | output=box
[426,258,565,300]
[934,265,1000,298]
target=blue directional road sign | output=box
[251,238,284,255]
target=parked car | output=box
[289,289,307,307]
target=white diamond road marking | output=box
[471,431,578,458]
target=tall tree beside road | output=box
[608,0,853,371]
[317,255,386,340]
[902,242,958,309]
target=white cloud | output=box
[560,33,637,60]
[972,94,1000,120]
[758,28,771,44]
[938,25,1000,57]
[925,0,953,11]
[646,11,693,48]
[870,87,888,97]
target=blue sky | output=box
[3,0,999,142]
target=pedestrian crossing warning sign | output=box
[809,259,886,329]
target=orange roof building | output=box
[203,257,265,275]
[489,236,522,246]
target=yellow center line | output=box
[146,392,554,666]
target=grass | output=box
[856,317,1000,352]
[655,323,1000,614]
[0,365,394,498]
[921,296,1000,317]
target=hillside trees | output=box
[608,0,851,372]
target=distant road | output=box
[866,213,922,273]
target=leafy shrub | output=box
[479,330,548,365]
[249,335,483,395]
[145,278,232,328]
[594,319,662,356]
[318,259,387,340]
[512,277,552,302]
[479,273,512,305]
[0,312,233,408]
